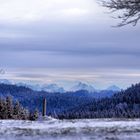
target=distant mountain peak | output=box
[41,84,65,93]
[107,85,121,91]
[71,82,95,92]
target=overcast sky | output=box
[0,0,140,89]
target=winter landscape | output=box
[0,81,140,140]
[0,0,140,139]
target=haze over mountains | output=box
[0,79,121,93]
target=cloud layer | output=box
[0,0,140,88]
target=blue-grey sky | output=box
[0,0,140,89]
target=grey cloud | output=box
[0,50,140,70]
[0,6,139,85]
[0,21,140,57]
[16,73,51,79]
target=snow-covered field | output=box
[0,119,140,140]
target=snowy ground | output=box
[0,119,140,140]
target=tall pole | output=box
[42,98,47,117]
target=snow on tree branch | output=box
[101,0,140,26]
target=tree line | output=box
[57,83,140,119]
[0,96,39,121]
[1,83,140,120]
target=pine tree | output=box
[13,100,21,119]
[6,96,13,119]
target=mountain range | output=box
[0,83,119,115]
[0,80,139,119]
[0,79,121,93]
[0,81,139,119]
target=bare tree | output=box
[101,0,140,26]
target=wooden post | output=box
[42,98,47,117]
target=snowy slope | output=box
[0,119,140,140]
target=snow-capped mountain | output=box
[41,84,65,93]
[106,85,121,92]
[71,82,96,92]
[0,79,121,93]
